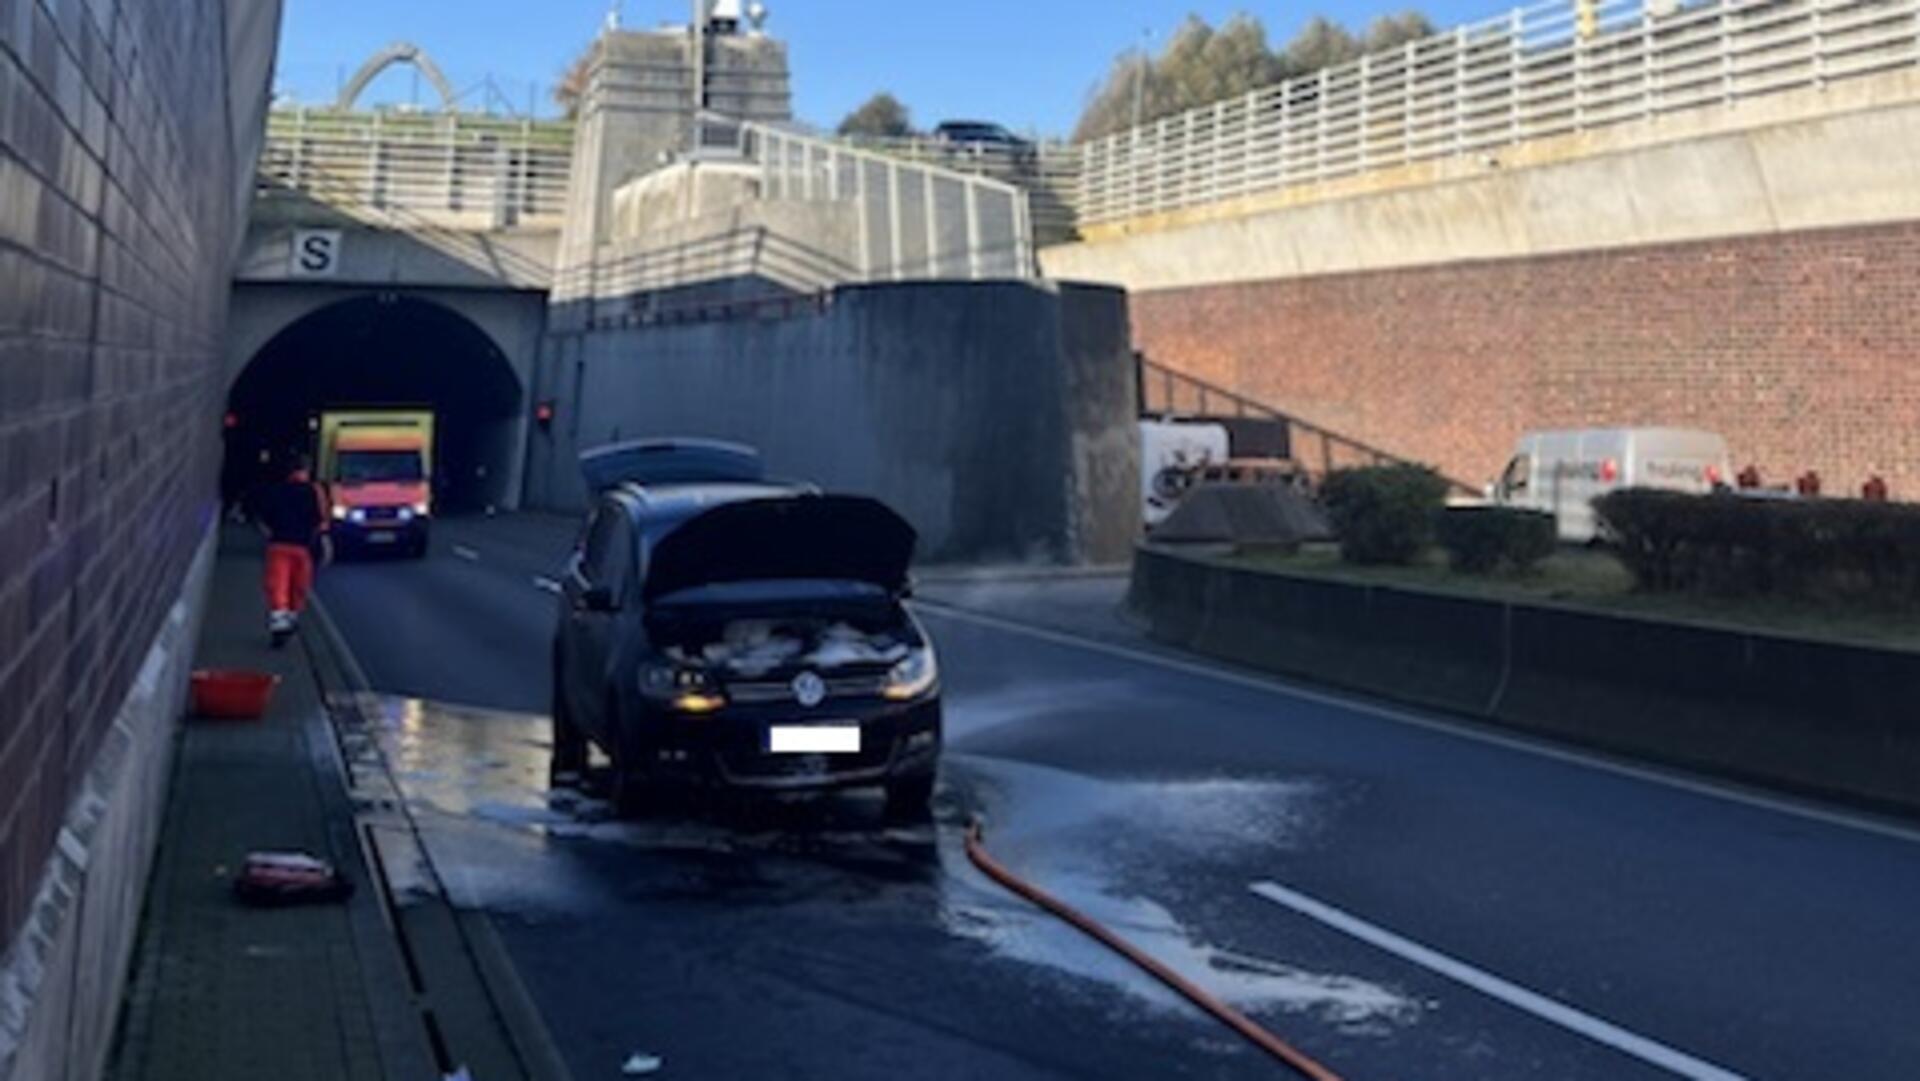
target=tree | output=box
[837,93,913,138]
[554,43,594,118]
[1282,16,1361,74]
[1072,11,1431,142]
[1364,11,1439,53]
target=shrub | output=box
[1320,464,1449,565]
[1435,506,1557,574]
[1594,488,1920,602]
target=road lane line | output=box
[1247,881,1748,1081]
[915,603,1920,846]
[531,576,562,596]
[451,545,480,562]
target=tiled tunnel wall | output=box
[0,0,278,1040]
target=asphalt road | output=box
[317,513,1920,1081]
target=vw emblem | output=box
[791,671,827,708]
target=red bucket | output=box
[189,670,280,721]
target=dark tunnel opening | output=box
[225,295,524,514]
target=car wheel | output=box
[548,671,587,790]
[883,774,936,822]
[607,696,661,818]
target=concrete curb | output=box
[305,595,575,1081]
[1131,545,1920,817]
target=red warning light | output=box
[223,411,238,430]
[534,400,556,428]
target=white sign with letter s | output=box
[290,229,341,277]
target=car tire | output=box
[883,774,936,821]
[548,674,587,790]
[607,697,662,819]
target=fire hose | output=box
[964,819,1347,1081]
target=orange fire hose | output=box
[964,819,1347,1081]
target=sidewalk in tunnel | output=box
[106,531,434,1081]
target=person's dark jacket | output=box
[250,480,330,549]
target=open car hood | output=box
[645,495,917,602]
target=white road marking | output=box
[532,576,562,596]
[451,545,480,562]
[915,602,1920,846]
[1248,880,1749,1080]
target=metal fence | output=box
[1079,0,1920,226]
[256,109,576,227]
[715,119,1037,280]
[838,135,1083,244]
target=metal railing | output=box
[1080,0,1920,226]
[708,117,1037,280]
[255,108,577,228]
[1139,356,1481,493]
[839,135,1083,243]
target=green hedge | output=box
[1594,489,1920,601]
[1321,465,1450,565]
[1435,506,1557,574]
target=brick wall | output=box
[1132,221,1920,496]
[0,0,257,951]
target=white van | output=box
[1491,428,1730,542]
[1139,419,1230,528]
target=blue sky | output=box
[274,0,1492,135]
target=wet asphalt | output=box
[316,514,1920,1081]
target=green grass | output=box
[1227,543,1920,653]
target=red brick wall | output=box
[1132,222,1920,496]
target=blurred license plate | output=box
[767,726,860,754]
[365,531,397,544]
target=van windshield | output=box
[337,450,424,483]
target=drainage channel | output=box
[300,597,572,1081]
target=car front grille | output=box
[724,673,889,705]
[720,739,896,781]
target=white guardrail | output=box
[255,109,577,227]
[715,118,1037,280]
[1077,0,1920,226]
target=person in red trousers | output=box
[249,455,332,648]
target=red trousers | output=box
[264,543,314,613]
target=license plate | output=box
[767,726,861,754]
[365,531,397,544]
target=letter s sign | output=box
[290,230,341,278]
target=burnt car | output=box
[551,440,940,817]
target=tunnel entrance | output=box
[226,295,524,513]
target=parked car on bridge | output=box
[551,439,941,818]
[932,119,1032,156]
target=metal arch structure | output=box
[336,42,458,111]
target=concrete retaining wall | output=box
[527,280,1142,564]
[1132,546,1920,815]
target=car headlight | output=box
[412,501,430,516]
[640,664,726,714]
[331,504,349,521]
[348,508,368,524]
[396,507,414,522]
[882,648,938,701]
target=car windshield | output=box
[68,4,1914,1081]
[337,450,424,483]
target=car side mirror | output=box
[582,584,619,612]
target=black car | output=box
[933,119,1033,157]
[550,441,941,818]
